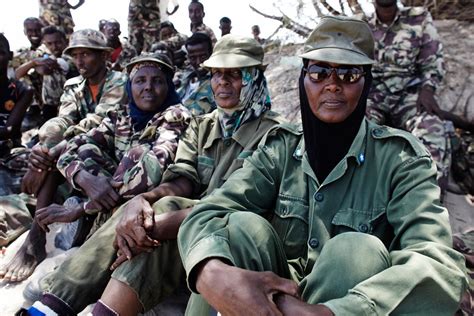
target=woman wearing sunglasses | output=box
[178,16,467,315]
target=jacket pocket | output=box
[331,207,387,235]
[197,155,214,187]
[271,194,309,260]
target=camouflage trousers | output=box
[72,142,164,232]
[128,3,160,53]
[367,87,453,190]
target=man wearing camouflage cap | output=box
[0,29,128,283]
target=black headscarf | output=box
[300,60,373,182]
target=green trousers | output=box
[41,196,196,313]
[185,212,392,315]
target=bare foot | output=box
[0,224,46,283]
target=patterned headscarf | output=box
[217,67,271,139]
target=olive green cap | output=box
[299,15,375,65]
[126,52,174,76]
[63,29,113,55]
[202,34,265,69]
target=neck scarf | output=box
[127,66,181,132]
[217,67,271,139]
[300,60,373,183]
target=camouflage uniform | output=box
[177,71,216,116]
[39,0,75,36]
[191,23,217,46]
[0,80,31,196]
[128,0,161,53]
[162,32,188,52]
[56,103,191,225]
[367,7,452,187]
[110,39,137,71]
[10,45,47,109]
[39,69,128,148]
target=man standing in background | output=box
[39,0,85,37]
[128,0,161,54]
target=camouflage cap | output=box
[126,52,174,76]
[299,15,375,65]
[202,34,265,69]
[63,29,113,55]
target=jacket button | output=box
[372,128,383,137]
[308,238,319,249]
[359,223,369,233]
[314,192,324,202]
[224,139,231,146]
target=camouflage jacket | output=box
[39,69,128,147]
[177,71,216,116]
[190,23,217,45]
[39,0,75,34]
[163,32,188,52]
[10,45,48,107]
[111,39,137,71]
[57,103,192,201]
[128,0,160,29]
[368,7,445,93]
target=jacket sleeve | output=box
[178,132,284,291]
[418,11,445,90]
[56,115,117,190]
[115,105,192,198]
[324,153,467,315]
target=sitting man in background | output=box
[0,29,128,283]
[176,33,216,116]
[366,0,453,195]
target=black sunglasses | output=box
[304,64,365,84]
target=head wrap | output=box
[300,61,373,182]
[127,64,181,131]
[217,67,271,139]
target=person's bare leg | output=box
[98,278,143,316]
[0,172,60,282]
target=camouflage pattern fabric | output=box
[367,7,450,187]
[10,45,48,108]
[453,235,474,316]
[162,32,188,52]
[451,130,474,195]
[111,39,137,71]
[39,69,128,148]
[177,72,216,116]
[191,23,217,46]
[42,55,76,110]
[128,0,161,53]
[367,7,444,94]
[57,103,191,214]
[39,0,75,35]
[0,193,35,246]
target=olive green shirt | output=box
[162,110,285,198]
[179,118,467,315]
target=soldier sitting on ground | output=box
[0,29,128,283]
[176,33,216,116]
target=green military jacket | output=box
[162,110,284,199]
[39,69,128,147]
[179,118,467,315]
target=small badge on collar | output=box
[358,153,365,164]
